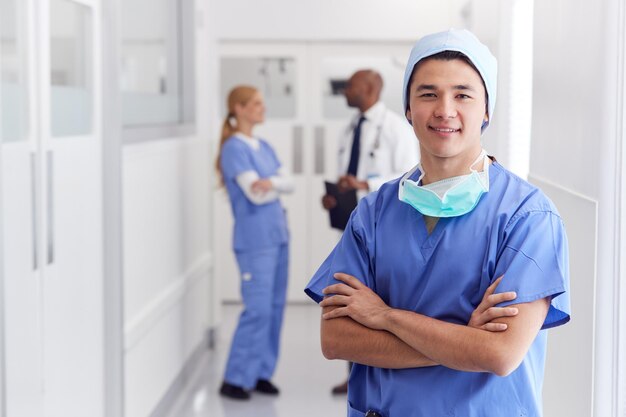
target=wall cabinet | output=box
[1,1,104,416]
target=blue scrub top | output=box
[305,162,570,417]
[221,136,289,251]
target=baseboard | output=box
[148,329,212,417]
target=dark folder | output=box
[324,181,358,230]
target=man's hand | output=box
[251,178,273,194]
[468,276,518,331]
[338,175,369,192]
[321,194,337,210]
[320,273,519,332]
[320,273,392,330]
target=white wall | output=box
[0,72,5,417]
[532,0,624,416]
[214,0,468,41]
[122,137,212,417]
[201,0,221,331]
[121,0,216,415]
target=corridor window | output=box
[220,57,296,119]
[50,0,93,138]
[1,0,29,142]
[121,0,195,135]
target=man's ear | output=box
[406,108,412,123]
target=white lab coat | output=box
[337,101,419,198]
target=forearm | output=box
[382,301,547,376]
[270,166,295,193]
[320,274,547,376]
[236,171,278,204]
[321,307,437,369]
[269,175,294,193]
[244,188,279,204]
[384,309,498,373]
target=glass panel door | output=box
[49,0,93,137]
[121,0,182,126]
[1,0,29,142]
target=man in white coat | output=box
[322,69,419,209]
[321,69,419,394]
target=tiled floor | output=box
[163,304,348,417]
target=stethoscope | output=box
[340,110,388,160]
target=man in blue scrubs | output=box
[305,29,570,417]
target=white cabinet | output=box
[214,41,413,302]
[1,0,104,416]
[1,147,44,417]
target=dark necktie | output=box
[347,115,366,176]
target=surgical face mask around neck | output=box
[398,151,490,218]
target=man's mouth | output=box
[430,126,461,133]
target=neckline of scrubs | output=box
[233,133,261,151]
[415,213,448,252]
[408,160,499,253]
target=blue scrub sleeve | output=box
[493,210,570,329]
[305,198,375,303]
[220,140,256,181]
[263,141,282,171]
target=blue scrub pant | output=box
[223,244,289,389]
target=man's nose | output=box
[433,97,457,119]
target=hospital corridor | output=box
[0,0,625,416]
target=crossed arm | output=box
[319,273,549,376]
[236,167,294,205]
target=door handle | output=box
[46,151,54,265]
[314,126,325,175]
[292,125,303,174]
[31,152,39,270]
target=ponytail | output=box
[215,85,257,185]
[215,113,237,184]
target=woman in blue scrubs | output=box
[217,85,293,400]
[306,29,570,417]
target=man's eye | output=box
[457,94,471,99]
[419,93,436,98]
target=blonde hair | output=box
[215,85,259,183]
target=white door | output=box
[1,0,45,415]
[41,0,104,415]
[1,0,104,415]
[215,41,414,303]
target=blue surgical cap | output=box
[402,29,498,131]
